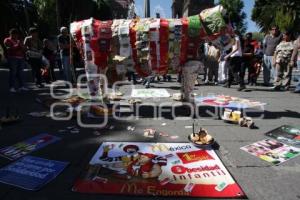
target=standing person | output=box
[43,39,56,82]
[291,35,300,93]
[263,26,282,86]
[58,27,72,83]
[205,42,220,85]
[240,32,255,90]
[249,41,264,85]
[224,32,243,89]
[272,30,294,91]
[24,27,44,88]
[3,28,28,92]
[127,0,136,19]
[203,42,209,82]
[218,47,230,84]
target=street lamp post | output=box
[144,0,150,18]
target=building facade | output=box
[109,0,133,19]
[172,0,214,18]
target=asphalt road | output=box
[0,67,299,200]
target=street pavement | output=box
[0,67,299,200]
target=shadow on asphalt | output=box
[262,110,300,119]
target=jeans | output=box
[240,59,252,86]
[263,55,276,85]
[206,58,218,82]
[274,62,293,88]
[218,60,228,83]
[296,61,300,82]
[61,54,72,82]
[227,56,242,86]
[8,57,25,88]
[295,61,300,91]
[28,58,43,85]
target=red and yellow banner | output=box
[73,142,245,198]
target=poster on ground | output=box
[73,142,245,198]
[131,89,170,98]
[0,156,68,190]
[265,125,300,147]
[195,95,266,109]
[0,133,61,160]
[241,139,300,165]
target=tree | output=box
[1,0,128,40]
[252,32,265,41]
[32,0,100,36]
[0,0,37,41]
[252,0,300,33]
[218,0,247,34]
[32,0,57,35]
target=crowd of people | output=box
[3,26,79,93]
[204,26,300,93]
[122,26,300,94]
[2,25,300,94]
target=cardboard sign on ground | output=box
[0,156,68,190]
[265,125,300,147]
[0,133,61,160]
[241,139,300,165]
[195,95,266,109]
[131,89,170,98]
[73,142,245,198]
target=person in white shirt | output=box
[205,42,220,85]
[223,32,243,90]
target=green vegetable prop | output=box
[188,15,202,38]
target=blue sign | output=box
[0,133,61,160]
[0,156,68,190]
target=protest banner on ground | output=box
[0,156,68,190]
[241,139,300,165]
[131,89,170,98]
[265,125,300,147]
[195,95,266,109]
[73,142,245,198]
[0,134,61,160]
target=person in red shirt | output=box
[3,28,28,92]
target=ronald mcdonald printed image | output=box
[99,144,167,179]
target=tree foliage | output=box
[0,0,37,42]
[252,0,300,33]
[32,0,57,36]
[252,32,265,42]
[219,0,247,34]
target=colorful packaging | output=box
[70,5,232,92]
[200,5,227,36]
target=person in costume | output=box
[273,30,294,91]
[127,152,167,178]
[100,144,167,179]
